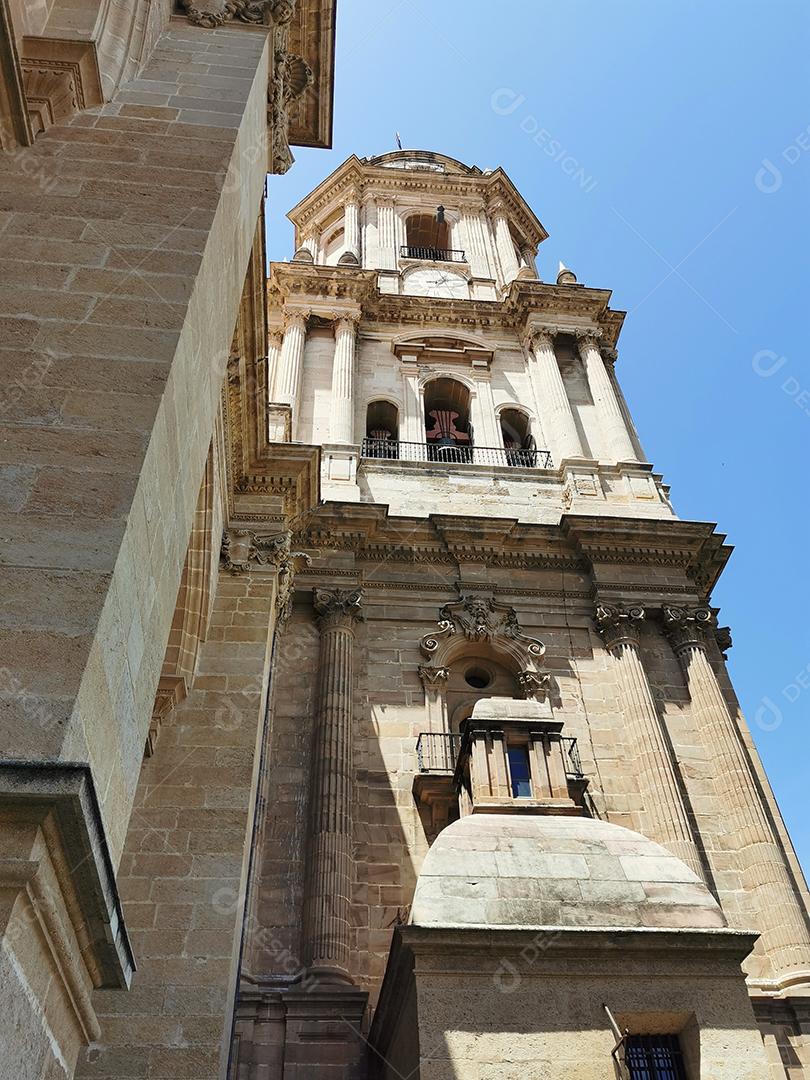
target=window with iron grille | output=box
[625,1034,687,1080]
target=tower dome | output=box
[410,813,726,931]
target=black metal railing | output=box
[416,732,462,773]
[562,737,584,779]
[361,438,552,469]
[400,245,466,262]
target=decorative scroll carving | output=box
[661,605,715,653]
[594,603,646,649]
[312,587,364,631]
[418,593,548,699]
[221,528,309,575]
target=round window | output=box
[464,665,492,690]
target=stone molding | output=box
[418,664,449,689]
[312,586,364,631]
[0,762,135,989]
[221,528,310,620]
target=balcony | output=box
[400,245,466,262]
[415,732,584,780]
[361,438,553,469]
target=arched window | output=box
[364,401,399,458]
[499,407,536,467]
[423,378,472,462]
[405,212,450,260]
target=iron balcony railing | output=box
[415,731,584,781]
[400,245,467,262]
[416,732,462,773]
[361,438,552,470]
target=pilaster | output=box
[576,330,639,463]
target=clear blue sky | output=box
[267,1,810,873]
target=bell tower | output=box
[230,149,810,1079]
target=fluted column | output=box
[576,329,638,463]
[595,604,703,878]
[376,196,397,269]
[275,309,308,410]
[361,193,378,269]
[526,327,583,463]
[459,203,494,279]
[664,606,810,976]
[328,314,359,444]
[266,329,283,402]
[344,191,361,261]
[303,587,364,983]
[490,199,520,284]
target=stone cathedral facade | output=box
[229,150,810,1078]
[0,1,809,1074]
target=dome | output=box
[410,814,725,931]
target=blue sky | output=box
[266,1,810,872]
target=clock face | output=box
[403,267,469,299]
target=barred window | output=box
[625,1034,687,1080]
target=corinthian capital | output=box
[527,325,557,351]
[662,606,715,653]
[595,604,645,649]
[313,587,364,631]
[574,327,603,349]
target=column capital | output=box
[418,665,449,689]
[662,606,715,652]
[331,311,360,333]
[526,324,560,350]
[574,326,603,349]
[595,603,645,648]
[282,307,310,330]
[313,587,364,631]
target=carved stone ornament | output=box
[419,594,548,699]
[418,665,449,689]
[662,605,715,653]
[221,528,310,583]
[594,603,646,649]
[313,587,364,631]
[180,0,277,28]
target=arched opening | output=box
[364,400,399,458]
[323,227,344,265]
[405,212,451,260]
[424,377,472,462]
[500,407,536,467]
[445,653,521,733]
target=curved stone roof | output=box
[410,814,726,931]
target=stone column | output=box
[663,606,810,976]
[266,329,283,401]
[303,588,364,982]
[275,309,308,407]
[576,330,638,463]
[526,327,583,463]
[377,195,397,269]
[470,367,501,461]
[344,191,361,262]
[459,203,493,278]
[328,315,359,444]
[595,604,703,878]
[400,354,424,459]
[490,199,520,284]
[361,193,378,269]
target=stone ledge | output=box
[0,761,135,989]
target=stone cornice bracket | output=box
[313,586,364,631]
[595,603,645,649]
[601,346,618,364]
[661,605,715,653]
